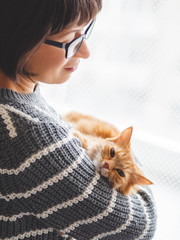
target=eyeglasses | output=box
[44,19,96,59]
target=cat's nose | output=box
[104,160,116,170]
[103,162,109,169]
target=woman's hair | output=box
[0,0,102,81]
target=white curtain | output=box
[41,1,180,239]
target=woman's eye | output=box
[116,169,125,177]
[110,148,115,158]
[58,34,76,43]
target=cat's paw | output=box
[101,168,110,178]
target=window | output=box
[41,1,180,239]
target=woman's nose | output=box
[74,40,90,59]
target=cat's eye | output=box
[110,148,115,158]
[116,169,125,177]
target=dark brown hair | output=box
[0,0,102,81]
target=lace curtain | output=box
[41,1,180,239]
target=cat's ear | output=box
[120,126,133,145]
[134,173,153,186]
[107,126,133,145]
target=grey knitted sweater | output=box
[0,85,156,240]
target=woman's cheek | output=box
[36,45,67,71]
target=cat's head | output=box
[99,126,153,195]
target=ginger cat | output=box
[63,111,153,195]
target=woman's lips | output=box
[65,65,78,72]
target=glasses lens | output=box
[67,37,83,58]
[66,18,96,58]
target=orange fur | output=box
[63,111,119,138]
[63,111,153,195]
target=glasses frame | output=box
[44,19,95,59]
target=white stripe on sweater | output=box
[139,186,155,204]
[1,228,54,240]
[90,196,133,240]
[34,105,74,133]
[63,188,117,234]
[0,107,17,138]
[134,189,152,240]
[0,133,74,176]
[0,104,40,122]
[0,103,46,139]
[0,145,85,201]
[0,172,100,221]
[34,105,60,123]
[0,212,31,222]
[36,172,100,219]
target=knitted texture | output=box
[0,85,157,240]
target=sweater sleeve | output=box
[0,110,157,240]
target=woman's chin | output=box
[40,73,72,85]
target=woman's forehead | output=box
[51,19,91,38]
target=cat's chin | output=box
[92,159,110,178]
[100,167,109,178]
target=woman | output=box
[0,0,157,239]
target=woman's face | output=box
[27,23,90,85]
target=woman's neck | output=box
[0,70,37,94]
